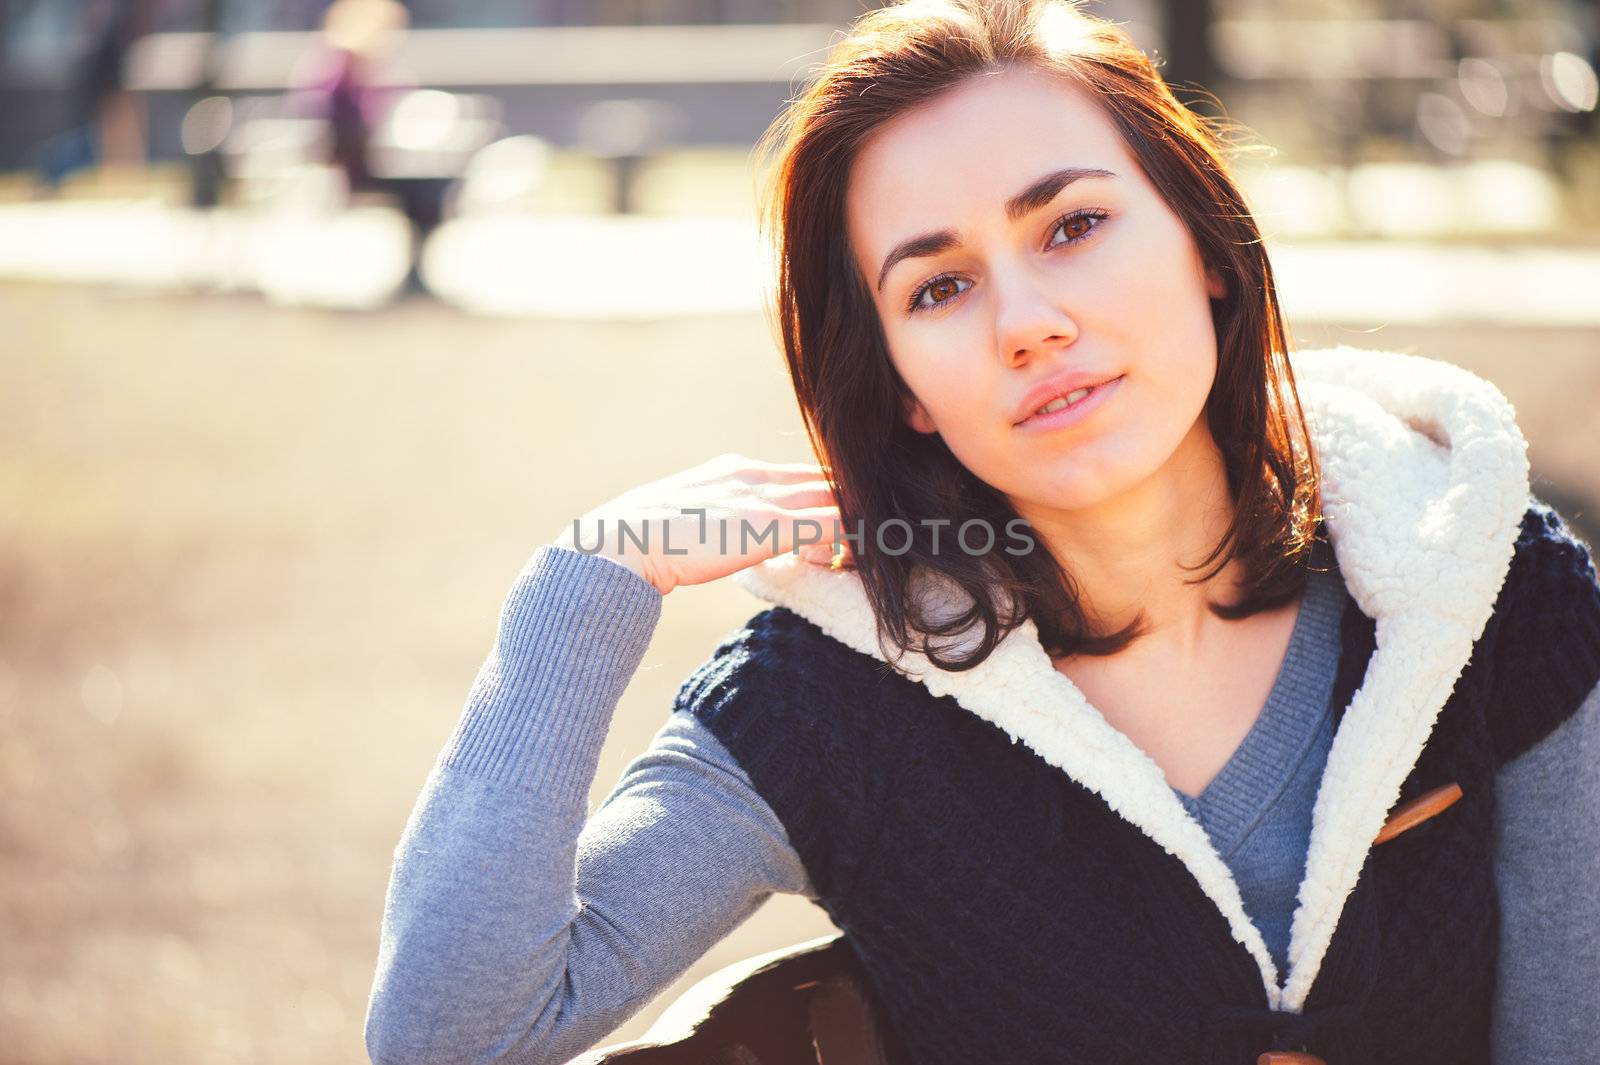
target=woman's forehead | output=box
[845,71,1135,262]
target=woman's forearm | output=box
[363,545,662,1065]
[363,545,815,1065]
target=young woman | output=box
[363,1,1600,1062]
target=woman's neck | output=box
[1013,416,1241,659]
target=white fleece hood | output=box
[730,345,1532,1013]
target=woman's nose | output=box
[992,272,1078,366]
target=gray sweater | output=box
[364,545,1600,1065]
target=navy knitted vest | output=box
[673,501,1600,1065]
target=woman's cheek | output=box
[909,353,978,422]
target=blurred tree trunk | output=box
[1158,0,1224,119]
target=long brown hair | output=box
[753,0,1323,672]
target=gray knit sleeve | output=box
[364,545,814,1065]
[1490,675,1600,1063]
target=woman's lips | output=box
[1013,374,1125,432]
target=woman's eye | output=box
[907,274,971,314]
[1048,209,1107,247]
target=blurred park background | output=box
[1,0,1598,1062]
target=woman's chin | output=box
[1005,474,1130,518]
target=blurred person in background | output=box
[290,0,410,199]
[288,0,468,294]
[29,0,156,189]
[364,1,1600,1063]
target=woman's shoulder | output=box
[670,602,927,759]
[666,603,923,898]
[1483,493,1600,766]
[677,604,858,682]
[1497,495,1600,617]
[674,605,906,707]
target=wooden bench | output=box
[568,933,898,1065]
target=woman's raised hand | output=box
[551,453,853,595]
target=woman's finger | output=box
[756,480,840,508]
[731,460,832,484]
[771,505,847,553]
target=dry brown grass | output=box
[0,280,835,1064]
[0,277,1594,1063]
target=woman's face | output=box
[845,66,1227,517]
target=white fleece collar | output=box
[731,345,1531,1012]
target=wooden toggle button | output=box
[1373,782,1463,846]
[1257,1054,1327,1065]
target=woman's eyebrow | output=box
[874,166,1117,293]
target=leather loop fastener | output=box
[1373,782,1463,846]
